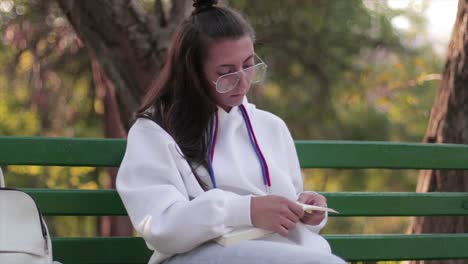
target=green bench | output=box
[1,136,468,263]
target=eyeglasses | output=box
[212,54,268,94]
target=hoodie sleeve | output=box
[280,121,328,233]
[116,119,252,255]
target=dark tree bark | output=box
[55,0,192,236]
[407,1,468,263]
[91,59,133,236]
[56,0,192,129]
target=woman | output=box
[117,1,345,263]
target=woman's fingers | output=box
[297,193,309,204]
[282,202,303,223]
[296,193,328,226]
[298,192,327,207]
[288,201,305,219]
[277,225,289,236]
[301,210,325,225]
[276,218,295,236]
[252,195,318,235]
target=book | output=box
[214,203,338,246]
[296,202,339,214]
[214,227,274,246]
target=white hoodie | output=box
[116,100,331,264]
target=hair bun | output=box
[193,0,218,13]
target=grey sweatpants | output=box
[162,239,346,264]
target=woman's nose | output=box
[237,72,250,92]
[237,74,249,92]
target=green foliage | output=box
[0,0,450,242]
[1,0,104,236]
[232,0,441,142]
[231,0,445,237]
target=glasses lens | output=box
[242,63,267,84]
[214,56,268,93]
[252,63,267,84]
[216,74,240,93]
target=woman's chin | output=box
[230,93,245,100]
[230,96,244,106]
[218,95,245,110]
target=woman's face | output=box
[203,35,255,111]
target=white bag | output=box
[0,167,58,264]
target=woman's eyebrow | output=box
[216,54,254,68]
[243,54,254,63]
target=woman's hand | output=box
[251,195,304,236]
[297,192,327,225]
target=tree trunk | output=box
[92,59,133,236]
[407,1,468,263]
[56,0,191,129]
[56,0,192,236]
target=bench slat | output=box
[326,192,468,216]
[25,189,468,216]
[25,189,126,216]
[0,137,125,167]
[3,137,468,169]
[296,140,468,169]
[327,234,468,261]
[52,234,468,263]
[53,237,151,264]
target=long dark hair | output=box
[137,0,255,187]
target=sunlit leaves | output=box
[0,0,451,237]
[232,0,445,236]
[0,1,104,238]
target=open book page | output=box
[214,203,338,247]
[214,227,274,247]
[296,202,339,214]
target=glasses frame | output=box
[212,54,268,94]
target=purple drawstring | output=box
[207,104,271,192]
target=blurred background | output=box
[0,0,461,258]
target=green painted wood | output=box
[52,237,151,264]
[24,189,468,216]
[324,192,468,216]
[326,234,468,261]
[3,137,468,169]
[0,136,126,167]
[296,140,468,169]
[24,189,126,216]
[3,137,468,262]
[52,234,468,263]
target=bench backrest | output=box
[1,136,468,263]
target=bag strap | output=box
[0,166,4,188]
